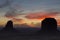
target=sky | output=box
[0,0,60,27]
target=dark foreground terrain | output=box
[0,28,60,40]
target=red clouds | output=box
[25,12,59,20]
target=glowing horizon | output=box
[0,0,60,27]
[0,11,60,28]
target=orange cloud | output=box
[12,18,25,24]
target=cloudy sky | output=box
[0,0,60,16]
[0,0,60,27]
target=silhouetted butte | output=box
[41,18,58,33]
[2,20,16,31]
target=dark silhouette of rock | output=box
[2,20,17,32]
[41,18,58,33]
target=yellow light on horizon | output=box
[0,17,9,26]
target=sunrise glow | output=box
[0,0,60,28]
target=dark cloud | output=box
[4,1,25,18]
[5,8,17,18]
[5,8,25,18]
